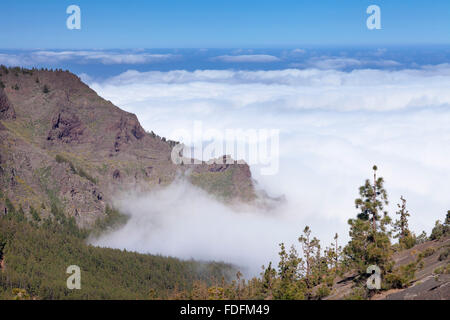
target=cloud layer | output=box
[91,66,450,112]
[88,65,450,271]
[0,51,177,66]
[213,54,281,63]
[91,180,300,276]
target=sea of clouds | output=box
[88,64,450,275]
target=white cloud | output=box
[33,51,176,64]
[90,66,450,111]
[213,54,281,63]
[0,51,177,66]
[88,66,450,272]
[0,53,34,66]
[292,48,306,54]
[305,57,401,69]
[91,180,302,276]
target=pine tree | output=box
[298,226,318,283]
[394,196,410,238]
[344,166,394,292]
[354,165,388,233]
[393,196,415,248]
[298,226,325,294]
[325,233,342,274]
[261,262,276,299]
[275,243,304,299]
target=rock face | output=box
[47,108,85,143]
[382,236,450,300]
[0,67,257,228]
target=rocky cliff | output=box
[0,66,257,228]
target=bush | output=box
[438,247,449,261]
[385,262,417,289]
[30,206,41,222]
[400,233,416,249]
[315,285,331,300]
[423,248,435,258]
[430,213,450,240]
[416,231,428,244]
[5,198,16,215]
[434,264,450,275]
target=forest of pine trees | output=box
[0,166,449,300]
[0,202,236,299]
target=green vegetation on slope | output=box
[0,165,448,300]
[166,166,450,300]
[55,154,98,184]
[0,205,235,300]
[190,168,236,200]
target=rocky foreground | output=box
[325,236,450,300]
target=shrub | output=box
[438,247,449,261]
[434,264,450,275]
[385,262,417,289]
[30,206,41,222]
[430,214,450,240]
[416,231,428,244]
[5,198,16,215]
[315,285,331,300]
[12,288,30,300]
[423,248,435,258]
[400,233,416,249]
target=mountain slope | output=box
[324,236,450,300]
[0,210,236,300]
[0,66,257,228]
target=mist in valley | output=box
[90,63,450,275]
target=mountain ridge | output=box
[0,66,257,228]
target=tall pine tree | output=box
[344,165,394,294]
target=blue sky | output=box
[1,0,450,48]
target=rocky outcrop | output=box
[47,108,85,143]
[112,115,146,153]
